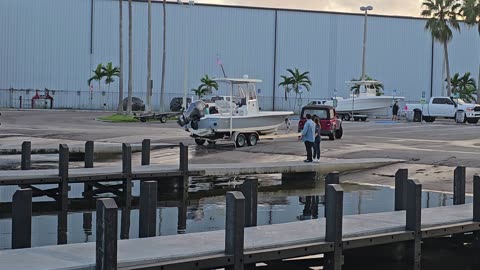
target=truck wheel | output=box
[235,133,247,147]
[160,115,168,123]
[140,118,147,122]
[195,139,206,145]
[466,118,479,124]
[361,117,367,121]
[344,114,351,121]
[455,111,466,123]
[207,140,216,145]
[335,126,343,139]
[413,110,422,122]
[328,134,335,141]
[247,133,259,146]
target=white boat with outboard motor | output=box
[321,80,404,121]
[177,77,293,147]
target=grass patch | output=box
[98,114,139,123]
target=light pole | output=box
[179,0,194,111]
[360,5,373,82]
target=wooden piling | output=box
[121,143,132,240]
[324,184,343,270]
[395,169,408,211]
[141,139,151,166]
[84,141,94,204]
[179,143,188,175]
[12,189,32,249]
[58,144,69,245]
[324,172,339,218]
[21,141,31,170]
[96,198,118,270]
[406,179,422,270]
[139,181,157,238]
[453,166,466,205]
[240,176,258,227]
[225,191,245,270]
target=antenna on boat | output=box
[216,54,227,78]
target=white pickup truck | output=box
[405,97,480,124]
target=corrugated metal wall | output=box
[1,0,479,111]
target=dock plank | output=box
[0,204,474,270]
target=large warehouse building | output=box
[1,0,479,111]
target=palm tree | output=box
[87,64,105,93]
[421,0,461,97]
[461,0,480,34]
[191,85,209,99]
[118,0,124,114]
[350,75,384,96]
[146,0,152,113]
[461,0,480,103]
[127,0,133,115]
[278,75,293,101]
[449,72,477,102]
[102,62,120,92]
[199,74,219,94]
[287,68,312,113]
[160,0,167,112]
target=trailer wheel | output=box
[140,118,147,122]
[247,133,259,146]
[207,140,216,145]
[361,117,367,121]
[160,115,168,123]
[194,139,206,145]
[354,117,360,121]
[343,114,351,121]
[235,133,247,147]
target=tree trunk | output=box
[160,0,167,112]
[127,0,133,115]
[444,40,451,97]
[146,0,152,113]
[117,0,124,114]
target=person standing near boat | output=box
[313,118,321,162]
[300,114,315,163]
[392,100,399,121]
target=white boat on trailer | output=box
[323,80,404,121]
[177,77,293,147]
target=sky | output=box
[196,0,425,17]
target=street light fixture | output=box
[360,5,373,82]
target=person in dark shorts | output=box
[300,114,315,162]
[392,100,399,120]
[313,117,321,162]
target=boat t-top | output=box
[177,77,293,147]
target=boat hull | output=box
[188,112,293,137]
[325,96,404,116]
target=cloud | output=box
[196,0,424,17]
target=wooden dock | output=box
[0,166,478,269]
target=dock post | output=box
[84,141,94,203]
[139,181,157,238]
[324,184,343,270]
[453,166,466,205]
[225,191,245,270]
[177,143,189,234]
[21,141,31,170]
[96,198,118,270]
[58,144,69,245]
[324,172,339,218]
[141,139,151,166]
[12,189,32,249]
[473,175,480,248]
[240,176,258,227]
[406,179,422,270]
[121,143,132,239]
[395,169,408,211]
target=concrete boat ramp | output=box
[0,204,476,270]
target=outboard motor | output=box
[177,100,206,130]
